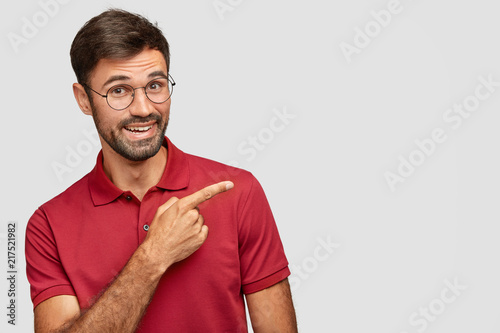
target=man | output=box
[25,8,297,333]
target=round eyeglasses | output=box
[84,74,175,111]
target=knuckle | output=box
[186,209,199,220]
[197,232,207,243]
[201,189,212,201]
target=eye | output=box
[109,85,131,97]
[147,79,166,92]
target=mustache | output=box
[120,114,162,127]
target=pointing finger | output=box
[181,181,234,210]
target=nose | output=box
[128,88,155,117]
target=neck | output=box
[101,144,167,201]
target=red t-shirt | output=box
[25,137,290,332]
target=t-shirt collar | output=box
[88,136,190,206]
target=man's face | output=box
[87,48,171,161]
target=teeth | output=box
[125,125,153,132]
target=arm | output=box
[245,278,298,333]
[34,244,166,333]
[34,181,233,333]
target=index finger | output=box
[181,181,234,209]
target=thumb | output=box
[155,196,179,217]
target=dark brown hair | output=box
[70,9,170,86]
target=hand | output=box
[142,181,234,271]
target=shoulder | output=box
[184,152,257,188]
[44,174,91,210]
[28,172,91,227]
[182,153,266,208]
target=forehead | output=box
[90,48,167,87]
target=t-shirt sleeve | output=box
[25,207,76,309]
[237,175,290,294]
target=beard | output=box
[91,103,169,161]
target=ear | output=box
[73,83,93,116]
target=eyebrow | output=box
[101,75,131,89]
[148,70,168,79]
[101,71,168,89]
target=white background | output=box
[1,0,500,332]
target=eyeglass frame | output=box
[83,74,176,111]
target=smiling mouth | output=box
[124,124,154,133]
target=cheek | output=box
[90,93,110,110]
[92,104,120,130]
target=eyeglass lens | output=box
[107,77,173,110]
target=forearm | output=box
[246,278,298,333]
[59,245,166,333]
